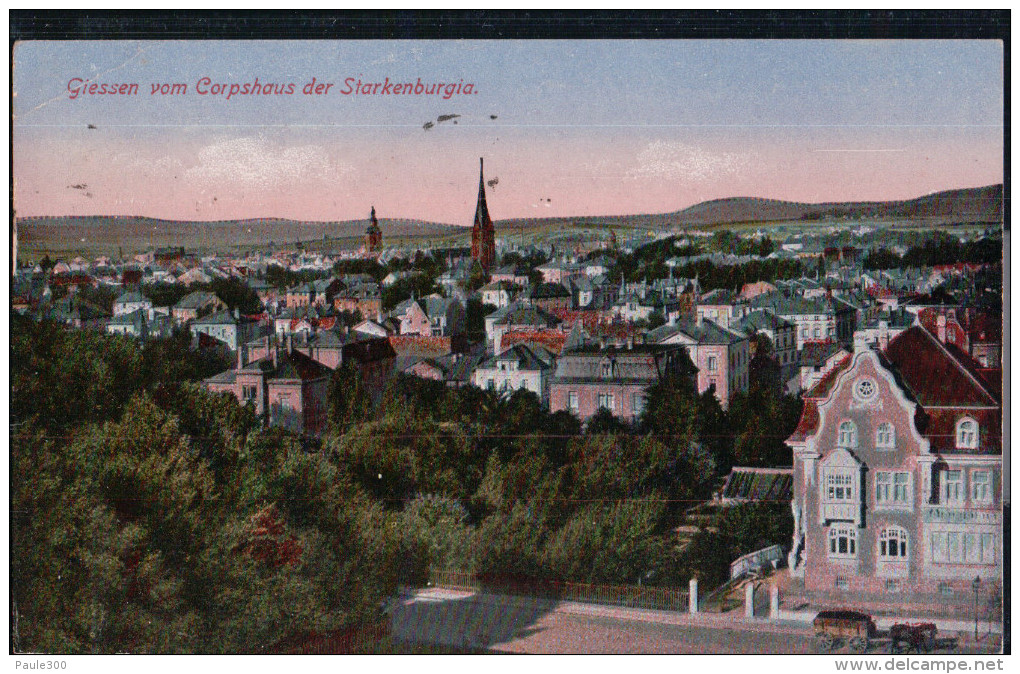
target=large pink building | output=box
[645,317,750,410]
[549,344,693,424]
[786,325,1002,615]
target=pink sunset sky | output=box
[13,40,1003,224]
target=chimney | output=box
[853,331,868,353]
[878,320,889,352]
[272,337,279,369]
[237,343,246,370]
[287,332,294,353]
[936,313,947,343]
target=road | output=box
[390,588,817,654]
[389,588,1003,655]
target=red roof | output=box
[49,273,94,286]
[793,327,999,449]
[787,400,820,443]
[884,326,998,407]
[501,329,566,355]
[388,335,452,357]
[803,353,853,399]
[918,307,1001,345]
[549,308,604,330]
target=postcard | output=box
[10,32,1005,660]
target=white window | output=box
[956,418,978,449]
[597,393,614,410]
[893,472,910,504]
[826,472,856,502]
[568,391,579,412]
[875,472,891,503]
[632,393,645,415]
[838,421,857,448]
[813,327,821,339]
[971,470,992,505]
[879,527,909,559]
[828,525,857,559]
[980,533,996,564]
[963,533,980,564]
[707,356,718,372]
[876,422,895,449]
[931,531,996,564]
[941,470,964,505]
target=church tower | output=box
[470,158,496,272]
[365,206,382,253]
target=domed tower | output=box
[365,206,382,253]
[470,158,496,272]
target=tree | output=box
[325,363,373,436]
[585,407,630,436]
[399,495,475,573]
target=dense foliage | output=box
[11,317,420,653]
[12,313,799,652]
[864,233,1002,270]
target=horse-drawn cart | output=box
[813,610,878,653]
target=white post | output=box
[744,583,755,618]
[770,584,780,619]
[689,578,699,614]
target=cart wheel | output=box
[815,633,834,652]
[850,636,868,653]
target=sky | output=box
[12,40,1004,224]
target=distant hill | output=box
[495,184,1003,232]
[17,215,462,256]
[17,184,1003,258]
[668,184,1003,226]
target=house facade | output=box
[204,343,331,436]
[190,309,266,351]
[472,343,554,404]
[113,291,152,317]
[173,291,226,324]
[549,345,688,424]
[786,327,1002,613]
[646,317,750,409]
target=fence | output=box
[730,544,785,580]
[428,569,689,613]
[269,619,390,654]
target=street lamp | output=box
[972,576,981,642]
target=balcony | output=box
[821,501,860,525]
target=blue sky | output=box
[13,39,1003,222]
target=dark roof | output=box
[738,310,794,333]
[478,343,554,371]
[720,467,793,502]
[646,318,744,346]
[270,349,332,381]
[527,282,571,299]
[800,342,848,368]
[884,326,999,407]
[493,303,561,327]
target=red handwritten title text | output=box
[66,76,477,101]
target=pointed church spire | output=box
[474,157,491,229]
[471,157,495,271]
